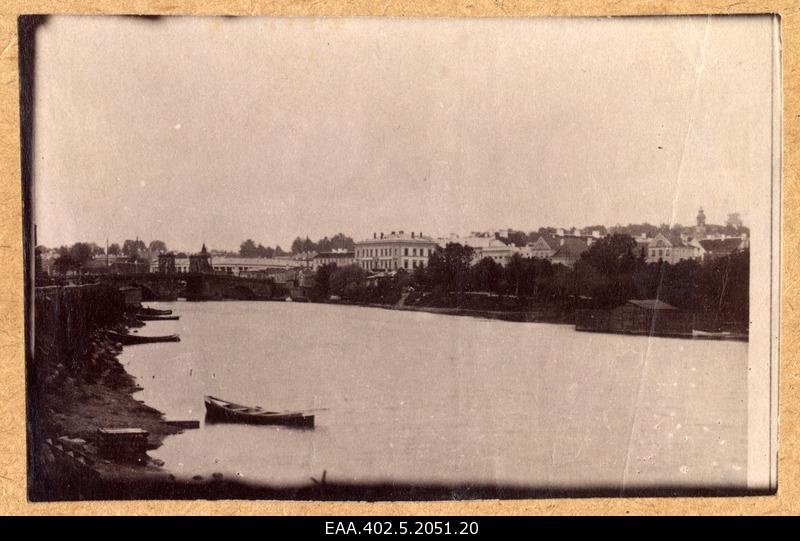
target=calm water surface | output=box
[120,301,748,490]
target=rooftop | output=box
[627,299,678,311]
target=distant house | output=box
[645,233,704,264]
[699,238,747,261]
[528,235,559,259]
[550,237,589,268]
[472,238,518,266]
[312,250,355,270]
[608,299,682,334]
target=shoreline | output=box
[32,317,184,500]
[313,299,747,341]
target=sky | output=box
[31,15,776,252]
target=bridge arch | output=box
[134,283,158,302]
[228,284,256,300]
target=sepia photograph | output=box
[20,14,780,501]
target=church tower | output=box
[695,207,707,239]
[189,243,213,273]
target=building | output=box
[311,250,356,270]
[149,245,306,276]
[645,233,705,264]
[549,237,590,268]
[471,238,518,266]
[528,235,559,259]
[355,231,438,271]
[699,238,748,261]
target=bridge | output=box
[97,272,291,302]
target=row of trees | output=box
[289,233,355,255]
[41,239,170,272]
[238,239,288,258]
[311,234,750,323]
[239,233,355,258]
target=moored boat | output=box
[137,314,180,321]
[138,306,173,316]
[204,395,315,428]
[107,330,180,345]
[691,329,748,341]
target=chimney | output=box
[399,230,404,235]
[380,232,384,239]
[412,232,415,239]
[391,231,395,235]
[420,232,423,238]
[373,233,377,239]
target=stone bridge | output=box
[183,272,288,301]
[98,272,289,301]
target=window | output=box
[404,248,409,256]
[412,248,417,256]
[404,260,408,269]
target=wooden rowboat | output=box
[138,306,173,316]
[204,395,315,428]
[137,314,180,321]
[107,331,180,345]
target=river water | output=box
[120,301,748,491]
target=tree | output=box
[53,253,76,273]
[68,242,93,268]
[149,240,167,254]
[239,239,258,257]
[107,243,121,256]
[330,264,367,300]
[470,257,503,293]
[504,253,527,295]
[330,233,355,251]
[122,239,146,258]
[313,263,337,298]
[258,244,275,258]
[581,234,638,276]
[424,243,474,293]
[274,245,286,257]
[316,237,332,253]
[505,231,528,248]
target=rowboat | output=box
[692,329,735,338]
[204,395,315,428]
[691,329,748,341]
[138,306,173,316]
[137,314,180,321]
[107,330,180,345]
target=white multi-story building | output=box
[355,231,438,271]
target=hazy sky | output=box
[32,15,776,252]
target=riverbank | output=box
[321,289,573,324]
[30,284,184,500]
[31,324,186,500]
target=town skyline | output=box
[33,16,773,252]
[37,206,748,258]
